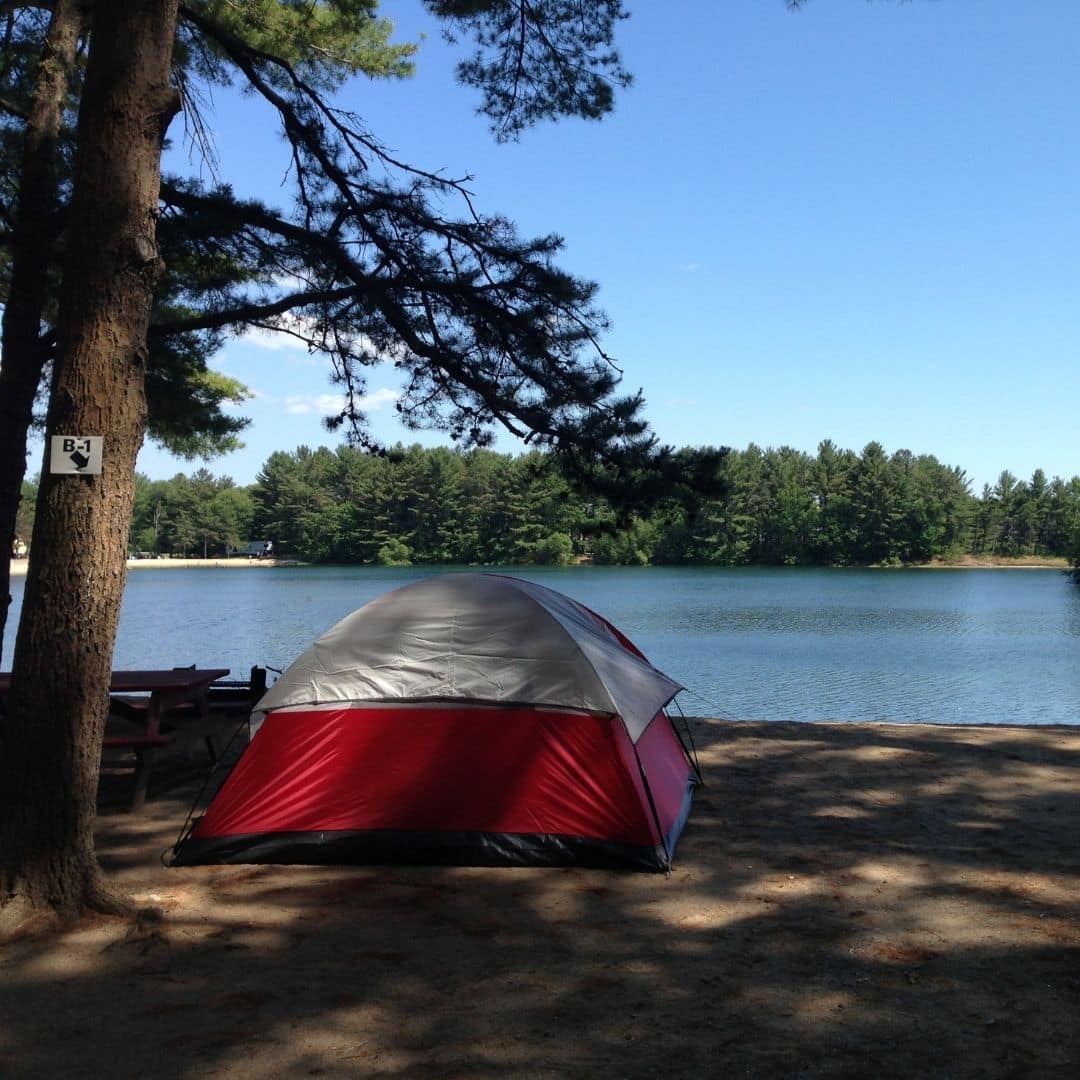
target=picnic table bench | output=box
[1,667,230,811]
[103,668,231,809]
[101,733,176,810]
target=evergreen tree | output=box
[2,2,648,929]
[126,441,1075,569]
[850,442,902,565]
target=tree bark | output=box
[0,0,86,667]
[0,0,181,928]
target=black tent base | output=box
[171,827,673,872]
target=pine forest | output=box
[17,440,1075,569]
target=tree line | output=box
[50,439,1077,568]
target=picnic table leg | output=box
[194,685,221,762]
[130,744,155,811]
[145,694,163,739]
[130,694,164,810]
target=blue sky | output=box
[133,0,1080,493]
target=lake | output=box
[8,565,1080,725]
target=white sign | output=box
[50,435,104,475]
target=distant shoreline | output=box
[918,555,1069,570]
[8,557,303,577]
[8,555,1070,577]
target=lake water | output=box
[8,566,1080,725]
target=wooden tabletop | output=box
[0,668,230,693]
[107,669,230,692]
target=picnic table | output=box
[0,667,229,810]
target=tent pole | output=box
[631,734,672,873]
[165,713,253,866]
[671,700,704,786]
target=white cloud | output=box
[239,326,305,352]
[282,388,398,416]
[284,393,344,415]
[233,321,412,367]
[358,387,400,410]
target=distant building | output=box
[229,540,274,559]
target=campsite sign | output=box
[50,436,103,475]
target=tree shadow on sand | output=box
[1,719,1078,1078]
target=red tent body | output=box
[172,575,697,871]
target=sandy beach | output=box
[1,718,1077,1077]
[8,556,301,576]
[10,555,1069,578]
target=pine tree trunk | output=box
[0,0,181,929]
[0,0,86,667]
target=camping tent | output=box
[171,573,698,871]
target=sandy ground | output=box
[1,718,1077,1078]
[922,555,1069,570]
